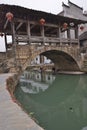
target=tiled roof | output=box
[0,4,87,32]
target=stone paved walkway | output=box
[0,73,43,130]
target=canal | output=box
[14,70,87,130]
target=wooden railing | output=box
[15,35,79,44]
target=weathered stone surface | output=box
[0,73,44,130]
[0,44,87,72]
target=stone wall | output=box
[6,74,19,102]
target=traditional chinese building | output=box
[59,0,87,48]
[0,4,87,72]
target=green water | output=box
[14,71,87,130]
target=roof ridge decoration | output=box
[62,2,70,8]
[68,0,83,10]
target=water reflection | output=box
[15,71,87,130]
[82,126,87,130]
[20,70,55,94]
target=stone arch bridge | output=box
[0,4,87,73]
[15,45,81,71]
[0,44,87,73]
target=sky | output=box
[0,0,87,51]
[0,0,87,14]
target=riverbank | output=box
[0,73,44,130]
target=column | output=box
[40,54,44,64]
[11,22,15,43]
[41,25,45,44]
[27,21,31,44]
[4,33,7,50]
[67,28,71,46]
[57,27,60,37]
[59,25,62,46]
[67,28,70,39]
[75,26,78,39]
[11,21,17,67]
[75,26,79,47]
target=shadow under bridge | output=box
[41,50,80,71]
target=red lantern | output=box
[6,12,13,21]
[39,18,45,25]
[63,23,68,29]
[80,26,84,31]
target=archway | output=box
[19,46,81,72]
[39,50,80,71]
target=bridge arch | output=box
[40,50,80,71]
[21,45,81,71]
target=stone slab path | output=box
[0,73,43,130]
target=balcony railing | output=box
[15,35,79,44]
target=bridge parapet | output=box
[12,44,81,71]
[0,44,87,73]
[15,44,80,59]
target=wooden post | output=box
[41,25,45,44]
[67,28,71,45]
[67,28,70,39]
[75,26,79,47]
[59,25,62,46]
[57,27,60,38]
[75,26,78,39]
[4,33,8,50]
[27,21,31,44]
[11,21,17,67]
[40,54,44,64]
[56,26,60,46]
[67,28,72,46]
[11,21,16,44]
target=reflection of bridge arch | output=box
[16,45,81,71]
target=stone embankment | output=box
[0,73,44,130]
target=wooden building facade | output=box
[0,4,86,50]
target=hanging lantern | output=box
[6,12,13,21]
[70,22,74,27]
[39,18,45,25]
[63,22,68,29]
[80,25,84,31]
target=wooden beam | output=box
[16,22,23,31]
[45,23,59,28]
[14,18,59,28]
[27,21,31,44]
[4,19,9,29]
[30,24,36,29]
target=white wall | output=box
[0,37,6,52]
[0,35,12,52]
